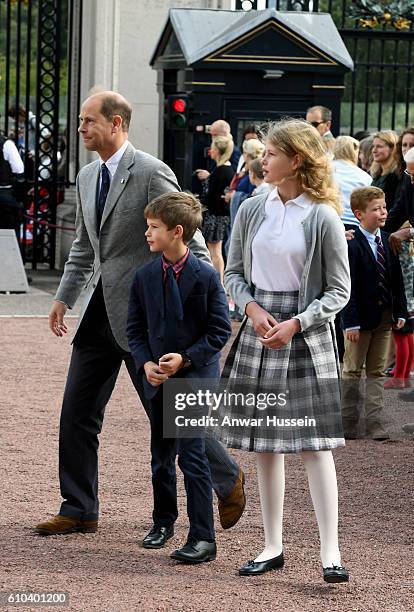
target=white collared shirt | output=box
[251,187,313,291]
[98,140,129,186]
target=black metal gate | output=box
[268,1,414,134]
[0,0,82,269]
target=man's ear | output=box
[326,120,332,131]
[112,114,123,133]
[353,209,362,221]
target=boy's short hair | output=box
[350,186,385,213]
[144,191,203,243]
[249,158,264,180]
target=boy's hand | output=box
[245,301,277,337]
[158,353,183,376]
[394,319,405,330]
[345,330,360,343]
[144,361,169,387]
[345,229,355,241]
[260,318,300,349]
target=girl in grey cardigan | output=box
[219,119,351,583]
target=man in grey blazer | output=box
[35,91,245,539]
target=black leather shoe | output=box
[398,390,414,402]
[343,431,358,440]
[141,525,174,549]
[239,552,284,576]
[323,565,349,583]
[170,538,216,564]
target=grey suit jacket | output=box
[55,142,211,351]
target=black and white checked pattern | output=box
[214,289,345,453]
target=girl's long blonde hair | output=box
[211,135,234,166]
[370,130,398,178]
[266,118,341,214]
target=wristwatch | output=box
[179,352,193,369]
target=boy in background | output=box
[341,186,407,440]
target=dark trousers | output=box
[149,390,214,541]
[59,282,239,521]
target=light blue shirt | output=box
[332,160,372,227]
[358,225,381,258]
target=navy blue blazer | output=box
[126,251,232,399]
[341,227,407,331]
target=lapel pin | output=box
[120,178,125,184]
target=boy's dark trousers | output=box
[149,387,214,542]
[58,282,237,521]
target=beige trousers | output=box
[342,309,392,434]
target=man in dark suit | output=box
[35,91,245,536]
[341,186,406,439]
[127,191,232,562]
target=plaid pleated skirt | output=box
[213,289,345,453]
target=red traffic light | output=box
[172,98,186,113]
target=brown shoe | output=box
[35,514,98,536]
[218,469,246,530]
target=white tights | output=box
[254,450,341,568]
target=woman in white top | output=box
[332,136,372,229]
[218,119,351,583]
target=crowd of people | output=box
[21,92,413,586]
[0,105,65,247]
[194,105,414,442]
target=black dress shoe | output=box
[170,538,216,563]
[323,565,349,583]
[343,431,358,440]
[239,552,284,576]
[141,525,174,549]
[398,390,414,402]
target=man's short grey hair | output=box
[404,147,414,164]
[211,119,231,135]
[307,105,332,122]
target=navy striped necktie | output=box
[375,234,390,304]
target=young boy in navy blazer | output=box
[127,192,231,564]
[341,186,407,440]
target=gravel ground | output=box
[1,318,413,612]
